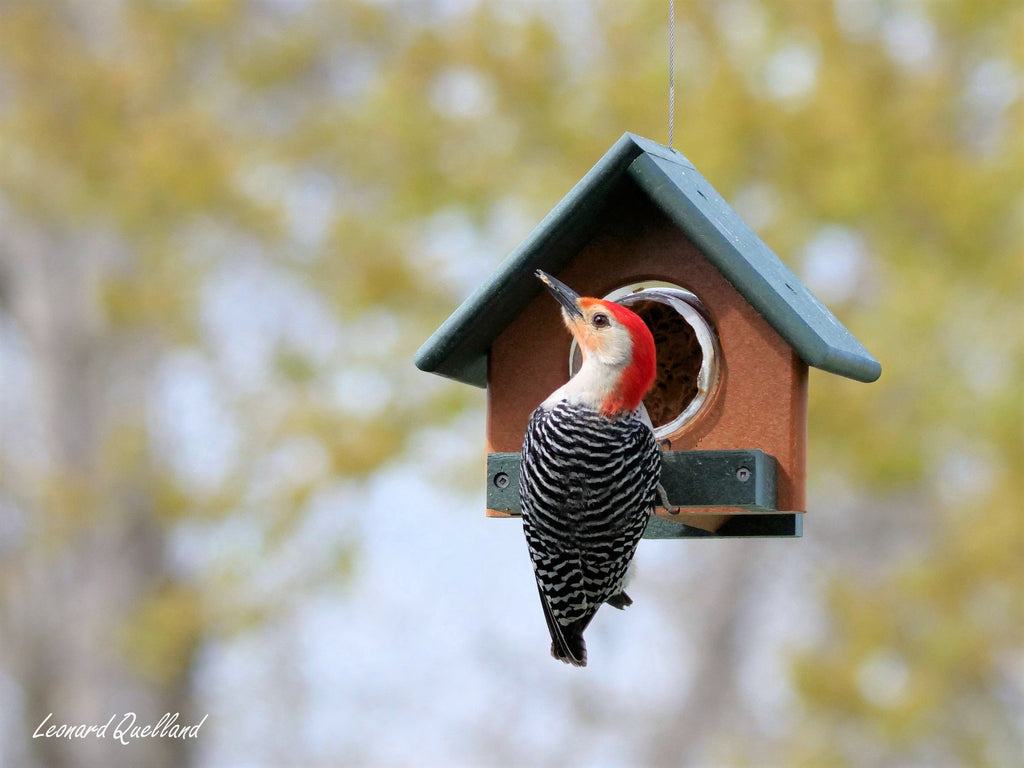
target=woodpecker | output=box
[520,270,660,667]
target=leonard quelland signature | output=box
[33,712,208,746]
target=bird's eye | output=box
[592,313,609,328]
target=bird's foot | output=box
[657,483,680,515]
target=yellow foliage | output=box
[118,583,203,685]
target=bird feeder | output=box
[415,133,880,538]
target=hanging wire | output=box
[668,0,676,148]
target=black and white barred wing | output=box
[519,402,660,665]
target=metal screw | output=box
[736,467,751,482]
[494,472,510,489]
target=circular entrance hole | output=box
[570,283,720,440]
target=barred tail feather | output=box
[605,590,633,610]
[537,585,587,667]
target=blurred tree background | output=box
[0,0,1019,766]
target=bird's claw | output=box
[657,483,680,515]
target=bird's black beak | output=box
[536,270,584,321]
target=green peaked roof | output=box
[415,132,881,387]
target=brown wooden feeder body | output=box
[485,181,807,532]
